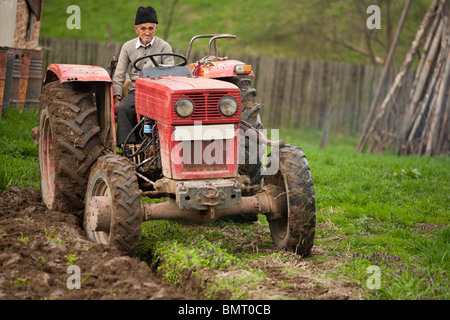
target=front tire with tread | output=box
[84,155,143,256]
[266,144,316,256]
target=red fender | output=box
[44,64,112,84]
[43,63,116,147]
[189,60,255,79]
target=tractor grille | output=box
[180,140,228,172]
[187,92,223,120]
[172,91,241,124]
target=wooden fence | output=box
[40,37,122,73]
[249,57,416,135]
[39,37,416,135]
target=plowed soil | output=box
[0,187,190,300]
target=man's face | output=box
[135,23,158,45]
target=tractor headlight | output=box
[175,98,195,118]
[219,97,238,117]
[234,64,252,75]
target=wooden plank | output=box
[271,58,283,126]
[17,51,31,111]
[257,57,275,126]
[0,50,7,118]
[294,59,308,127]
[281,58,296,127]
[354,63,365,133]
[317,60,327,129]
[357,0,439,152]
[320,60,339,147]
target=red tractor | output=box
[38,34,316,257]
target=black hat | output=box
[135,6,158,25]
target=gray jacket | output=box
[113,36,174,97]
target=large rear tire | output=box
[84,155,143,256]
[265,144,316,256]
[38,81,103,213]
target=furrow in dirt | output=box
[0,186,190,300]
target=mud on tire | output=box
[266,144,316,256]
[38,81,103,213]
[84,155,143,256]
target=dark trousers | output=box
[117,91,138,145]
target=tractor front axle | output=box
[141,185,285,224]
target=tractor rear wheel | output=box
[84,155,143,256]
[265,144,316,256]
[38,81,103,213]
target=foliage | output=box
[40,0,433,65]
[0,107,39,192]
[138,217,275,299]
[65,254,78,266]
[44,227,66,246]
[347,227,449,299]
[393,166,421,179]
[17,232,29,244]
[11,278,30,287]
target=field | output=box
[0,106,448,300]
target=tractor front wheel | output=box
[265,144,316,256]
[84,155,143,256]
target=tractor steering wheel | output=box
[133,53,188,71]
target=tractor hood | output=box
[137,75,239,92]
[135,76,241,125]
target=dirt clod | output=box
[0,187,190,300]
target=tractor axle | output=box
[141,186,285,224]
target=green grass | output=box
[281,127,449,299]
[0,107,40,192]
[137,126,449,299]
[296,131,449,227]
[138,216,276,299]
[1,106,448,299]
[40,0,433,64]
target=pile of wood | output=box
[358,0,449,156]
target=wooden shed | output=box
[0,0,44,117]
